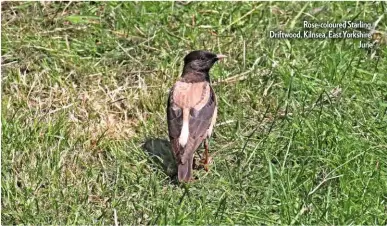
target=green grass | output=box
[2,1,387,224]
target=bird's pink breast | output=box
[172,81,210,111]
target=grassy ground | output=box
[2,1,387,224]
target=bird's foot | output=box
[199,155,212,172]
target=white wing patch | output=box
[207,106,217,137]
[179,118,189,147]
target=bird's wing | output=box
[167,82,216,164]
[167,85,183,159]
[167,86,182,138]
[181,85,216,163]
[188,85,216,139]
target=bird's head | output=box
[181,50,226,82]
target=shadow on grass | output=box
[142,138,177,179]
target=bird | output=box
[166,50,226,182]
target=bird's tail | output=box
[178,152,194,182]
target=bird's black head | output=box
[181,50,226,83]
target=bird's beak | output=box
[216,54,227,60]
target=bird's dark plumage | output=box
[166,50,225,182]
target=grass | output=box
[1,1,387,224]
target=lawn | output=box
[1,1,387,224]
